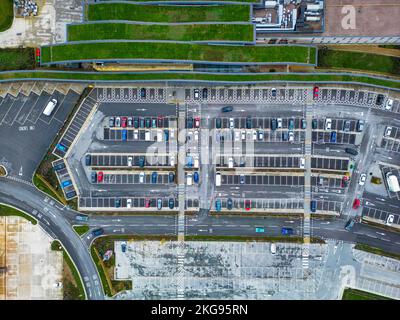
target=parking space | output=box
[104,128,176,142]
[381,126,400,153]
[362,206,400,227]
[89,153,175,168]
[313,200,343,214]
[96,87,166,103]
[216,155,301,169]
[52,159,77,200]
[311,175,343,188]
[219,174,304,186]
[91,171,175,185]
[214,198,304,211]
[212,116,305,130]
[53,95,97,158]
[214,129,304,143]
[311,157,349,172]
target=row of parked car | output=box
[90,171,175,184]
[322,118,364,132]
[115,198,175,210]
[215,117,303,130]
[109,116,166,128]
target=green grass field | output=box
[100,0,256,2]
[0,204,37,225]
[0,71,399,89]
[73,225,90,236]
[41,43,313,64]
[0,0,13,32]
[342,288,392,300]
[68,23,254,42]
[87,3,250,22]
[0,48,36,71]
[318,49,400,75]
[354,244,400,261]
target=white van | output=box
[186,173,193,186]
[215,172,221,186]
[43,99,57,116]
[145,130,151,141]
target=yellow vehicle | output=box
[371,176,382,185]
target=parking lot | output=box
[218,173,305,186]
[91,171,175,185]
[380,166,400,200]
[0,89,80,180]
[311,157,349,172]
[381,126,400,153]
[96,87,166,103]
[88,153,175,168]
[52,159,77,200]
[212,198,304,212]
[362,206,400,227]
[216,155,302,169]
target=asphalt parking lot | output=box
[0,90,79,179]
[218,174,305,186]
[89,153,174,168]
[216,155,302,168]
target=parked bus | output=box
[43,99,57,116]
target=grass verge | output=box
[0,71,399,90]
[354,244,400,261]
[68,23,254,42]
[318,48,400,76]
[0,0,13,32]
[87,3,250,23]
[185,235,305,242]
[0,204,37,225]
[51,240,86,300]
[73,225,90,236]
[33,173,66,204]
[41,43,314,65]
[0,48,35,71]
[342,288,393,300]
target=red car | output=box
[121,117,127,128]
[313,86,319,99]
[194,117,200,128]
[97,171,104,183]
[145,198,151,208]
[341,176,349,188]
[245,200,251,211]
[352,199,361,209]
[157,116,163,128]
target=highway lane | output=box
[0,178,104,300]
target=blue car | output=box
[115,199,121,208]
[92,228,104,237]
[281,227,294,235]
[186,156,193,168]
[53,163,65,171]
[122,129,127,141]
[151,172,158,183]
[56,143,67,152]
[330,131,337,143]
[164,129,169,142]
[215,199,221,212]
[62,180,72,188]
[310,200,317,213]
[193,172,199,183]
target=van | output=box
[145,131,151,141]
[186,173,193,186]
[43,99,57,116]
[215,172,221,186]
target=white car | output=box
[228,157,234,168]
[145,130,151,141]
[157,129,163,141]
[194,89,200,100]
[288,131,294,142]
[127,198,132,208]
[234,131,240,141]
[385,98,393,110]
[241,131,246,140]
[127,156,133,167]
[258,130,264,141]
[359,173,367,186]
[325,118,332,131]
[299,157,305,169]
[229,118,234,129]
[386,214,394,226]
[133,130,138,140]
[385,126,392,137]
[139,172,145,183]
[194,130,199,141]
[270,243,276,254]
[170,129,175,139]
[252,130,257,140]
[170,155,175,167]
[277,118,282,129]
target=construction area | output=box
[113,240,400,300]
[0,216,63,300]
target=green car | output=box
[255,227,265,233]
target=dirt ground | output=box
[0,216,63,300]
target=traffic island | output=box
[0,165,7,177]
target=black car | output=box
[282,131,288,141]
[215,118,222,129]
[168,172,175,183]
[202,88,208,99]
[271,119,277,131]
[109,117,115,127]
[53,162,65,171]
[85,154,91,166]
[227,198,233,210]
[376,94,384,105]
[246,117,252,129]
[66,191,76,199]
[139,117,145,128]
[127,117,133,127]
[221,106,233,113]
[343,120,351,132]
[134,117,139,128]
[92,228,104,237]
[168,198,175,209]
[145,117,151,128]
[312,119,318,129]
[345,148,358,156]
[356,120,365,132]
[187,117,193,128]
[115,199,121,208]
[140,88,146,98]
[91,172,97,183]
[139,156,145,168]
[271,88,277,97]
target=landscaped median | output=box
[0,71,399,90]
[86,3,251,23]
[40,43,315,65]
[67,23,254,42]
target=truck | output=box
[386,172,400,192]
